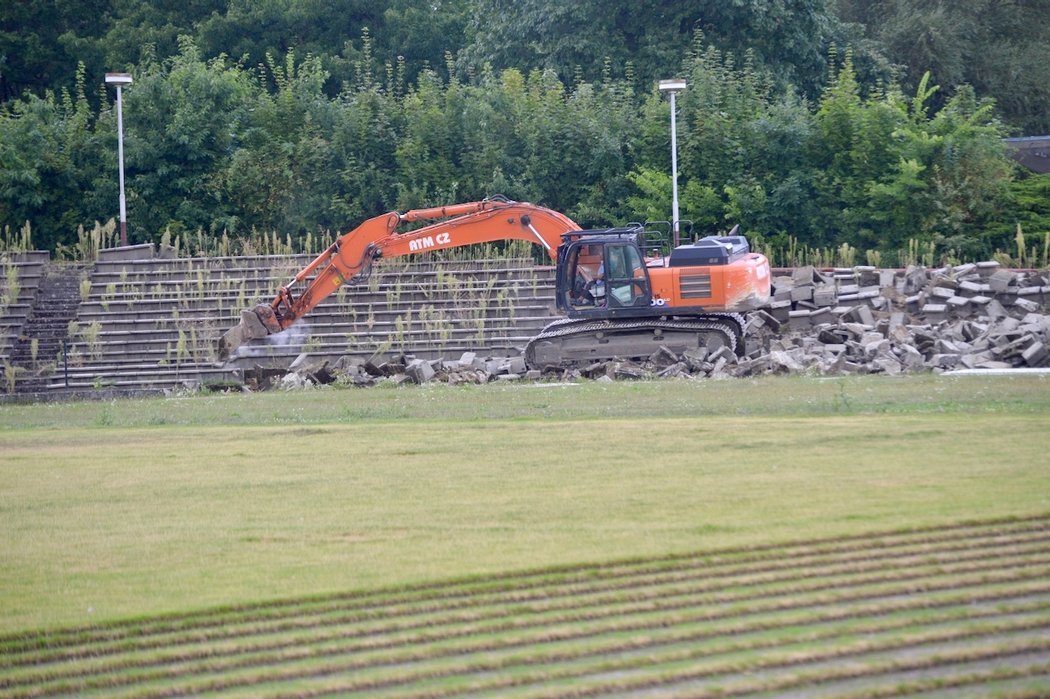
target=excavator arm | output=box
[218,198,579,359]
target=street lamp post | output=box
[105,72,133,247]
[658,79,687,248]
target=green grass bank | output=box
[1,373,1048,631]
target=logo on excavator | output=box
[409,231,452,252]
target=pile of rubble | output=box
[270,261,1050,388]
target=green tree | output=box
[461,0,883,99]
[0,0,113,103]
[835,0,1050,133]
[219,51,345,235]
[0,64,109,250]
[123,38,255,239]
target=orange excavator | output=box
[217,196,771,367]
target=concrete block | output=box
[752,309,782,332]
[976,260,1001,278]
[874,355,902,375]
[788,309,812,331]
[504,356,528,375]
[930,286,956,300]
[983,299,1008,321]
[496,373,523,381]
[1022,341,1048,367]
[812,285,837,307]
[863,338,890,359]
[97,244,156,261]
[847,305,876,327]
[1016,286,1042,300]
[770,299,792,324]
[921,303,947,321]
[989,269,1018,293]
[902,265,928,294]
[790,285,813,302]
[792,265,817,286]
[656,362,688,378]
[580,362,607,379]
[930,353,960,369]
[612,364,646,380]
[898,344,925,371]
[405,358,436,383]
[648,346,679,369]
[770,350,804,372]
[854,266,880,286]
[278,372,313,390]
[1012,297,1040,314]
[946,296,970,314]
[709,346,737,364]
[969,295,992,309]
[857,289,882,308]
[975,360,1013,370]
[809,307,832,325]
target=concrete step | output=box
[12,252,561,395]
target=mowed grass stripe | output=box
[9,585,1050,697]
[218,615,1050,699]
[71,616,1050,699]
[4,516,1045,663]
[4,526,1047,676]
[9,555,1049,697]
[4,533,1045,671]
[14,515,1050,643]
[1,516,1032,649]
[832,665,1050,699]
[2,528,1046,666]
[516,640,1050,699]
[8,570,1049,696]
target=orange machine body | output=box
[220,198,772,362]
[647,254,771,312]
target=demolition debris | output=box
[259,262,1050,389]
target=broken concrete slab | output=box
[406,358,436,384]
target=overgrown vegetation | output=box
[1,2,1047,267]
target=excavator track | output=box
[524,315,744,369]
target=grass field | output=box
[1,373,1048,696]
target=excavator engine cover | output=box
[669,235,751,267]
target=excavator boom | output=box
[217,198,578,359]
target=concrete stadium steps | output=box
[0,252,48,368]
[61,314,553,360]
[46,251,558,394]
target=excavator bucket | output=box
[217,304,281,360]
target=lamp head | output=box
[658,79,687,93]
[105,73,133,86]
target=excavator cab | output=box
[556,229,654,318]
